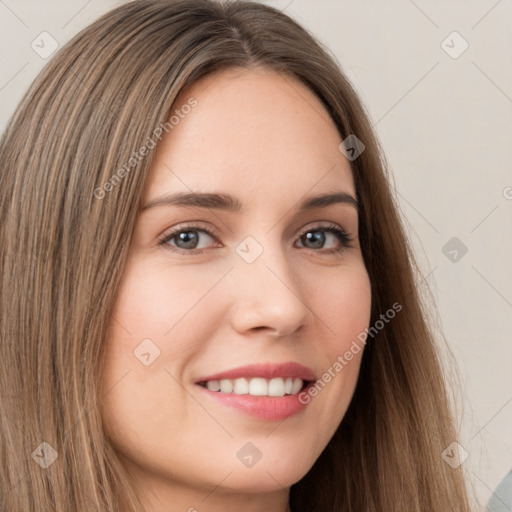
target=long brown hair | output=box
[0,0,472,510]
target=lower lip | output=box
[196,384,312,421]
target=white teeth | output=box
[268,377,285,397]
[206,380,220,391]
[249,377,267,396]
[284,377,293,394]
[291,377,303,394]
[233,378,249,395]
[202,377,306,396]
[219,379,233,393]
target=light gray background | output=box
[1,1,511,509]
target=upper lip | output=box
[195,362,317,383]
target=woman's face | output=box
[100,67,372,509]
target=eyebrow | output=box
[141,191,359,214]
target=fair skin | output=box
[100,67,372,512]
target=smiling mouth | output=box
[197,377,311,397]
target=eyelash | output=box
[157,221,355,255]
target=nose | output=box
[226,242,311,338]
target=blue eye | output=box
[296,224,354,253]
[159,225,217,251]
[158,222,354,255]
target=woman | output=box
[0,0,473,510]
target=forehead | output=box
[145,67,355,204]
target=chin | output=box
[219,455,314,493]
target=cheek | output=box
[111,260,227,334]
[99,261,232,441]
[298,261,371,445]
[309,261,372,356]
